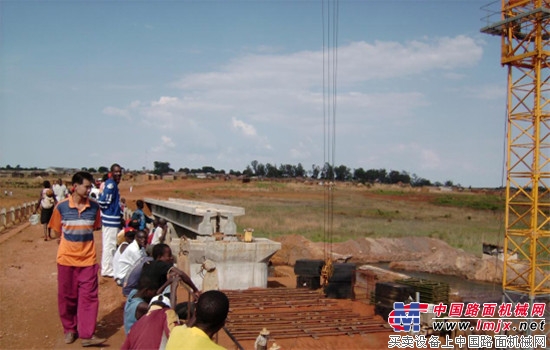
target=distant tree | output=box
[387,170,410,184]
[310,164,321,179]
[178,168,190,174]
[353,167,366,182]
[233,160,462,187]
[201,166,217,174]
[88,167,97,173]
[334,165,352,181]
[256,163,266,177]
[243,165,253,177]
[265,163,279,178]
[365,168,386,183]
[278,164,295,178]
[5,165,12,170]
[98,166,109,173]
[229,169,242,176]
[321,163,334,180]
[250,160,259,176]
[295,163,306,178]
[387,170,400,184]
[411,174,431,187]
[153,161,174,175]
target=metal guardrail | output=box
[480,0,502,28]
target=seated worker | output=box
[140,244,200,300]
[117,217,140,246]
[131,199,154,231]
[123,275,159,334]
[121,294,179,350]
[122,254,153,297]
[113,230,136,282]
[150,218,169,246]
[147,218,159,246]
[115,231,147,286]
[166,290,230,350]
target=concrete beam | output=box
[145,198,245,239]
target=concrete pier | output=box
[176,237,280,290]
[144,198,281,290]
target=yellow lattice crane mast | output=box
[481,0,550,305]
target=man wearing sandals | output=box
[48,171,106,347]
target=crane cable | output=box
[320,0,339,287]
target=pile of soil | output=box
[272,234,502,283]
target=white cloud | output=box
[141,96,184,129]
[289,141,312,160]
[172,36,481,92]
[155,36,479,134]
[420,149,442,170]
[161,136,175,148]
[231,117,257,137]
[100,35,491,185]
[443,72,465,80]
[152,96,180,107]
[102,106,129,119]
[150,135,176,153]
[465,84,505,100]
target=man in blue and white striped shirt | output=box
[97,163,123,278]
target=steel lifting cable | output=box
[321,0,339,286]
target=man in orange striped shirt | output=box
[49,171,106,347]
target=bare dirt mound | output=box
[272,234,502,283]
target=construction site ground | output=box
[0,222,396,350]
[0,178,499,349]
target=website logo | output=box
[388,302,430,332]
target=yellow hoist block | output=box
[320,258,334,287]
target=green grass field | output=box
[0,176,507,256]
[166,180,506,256]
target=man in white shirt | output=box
[113,231,136,286]
[114,231,147,286]
[52,178,68,202]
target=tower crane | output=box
[481,0,549,336]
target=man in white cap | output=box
[254,327,270,350]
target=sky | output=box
[1,0,508,188]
